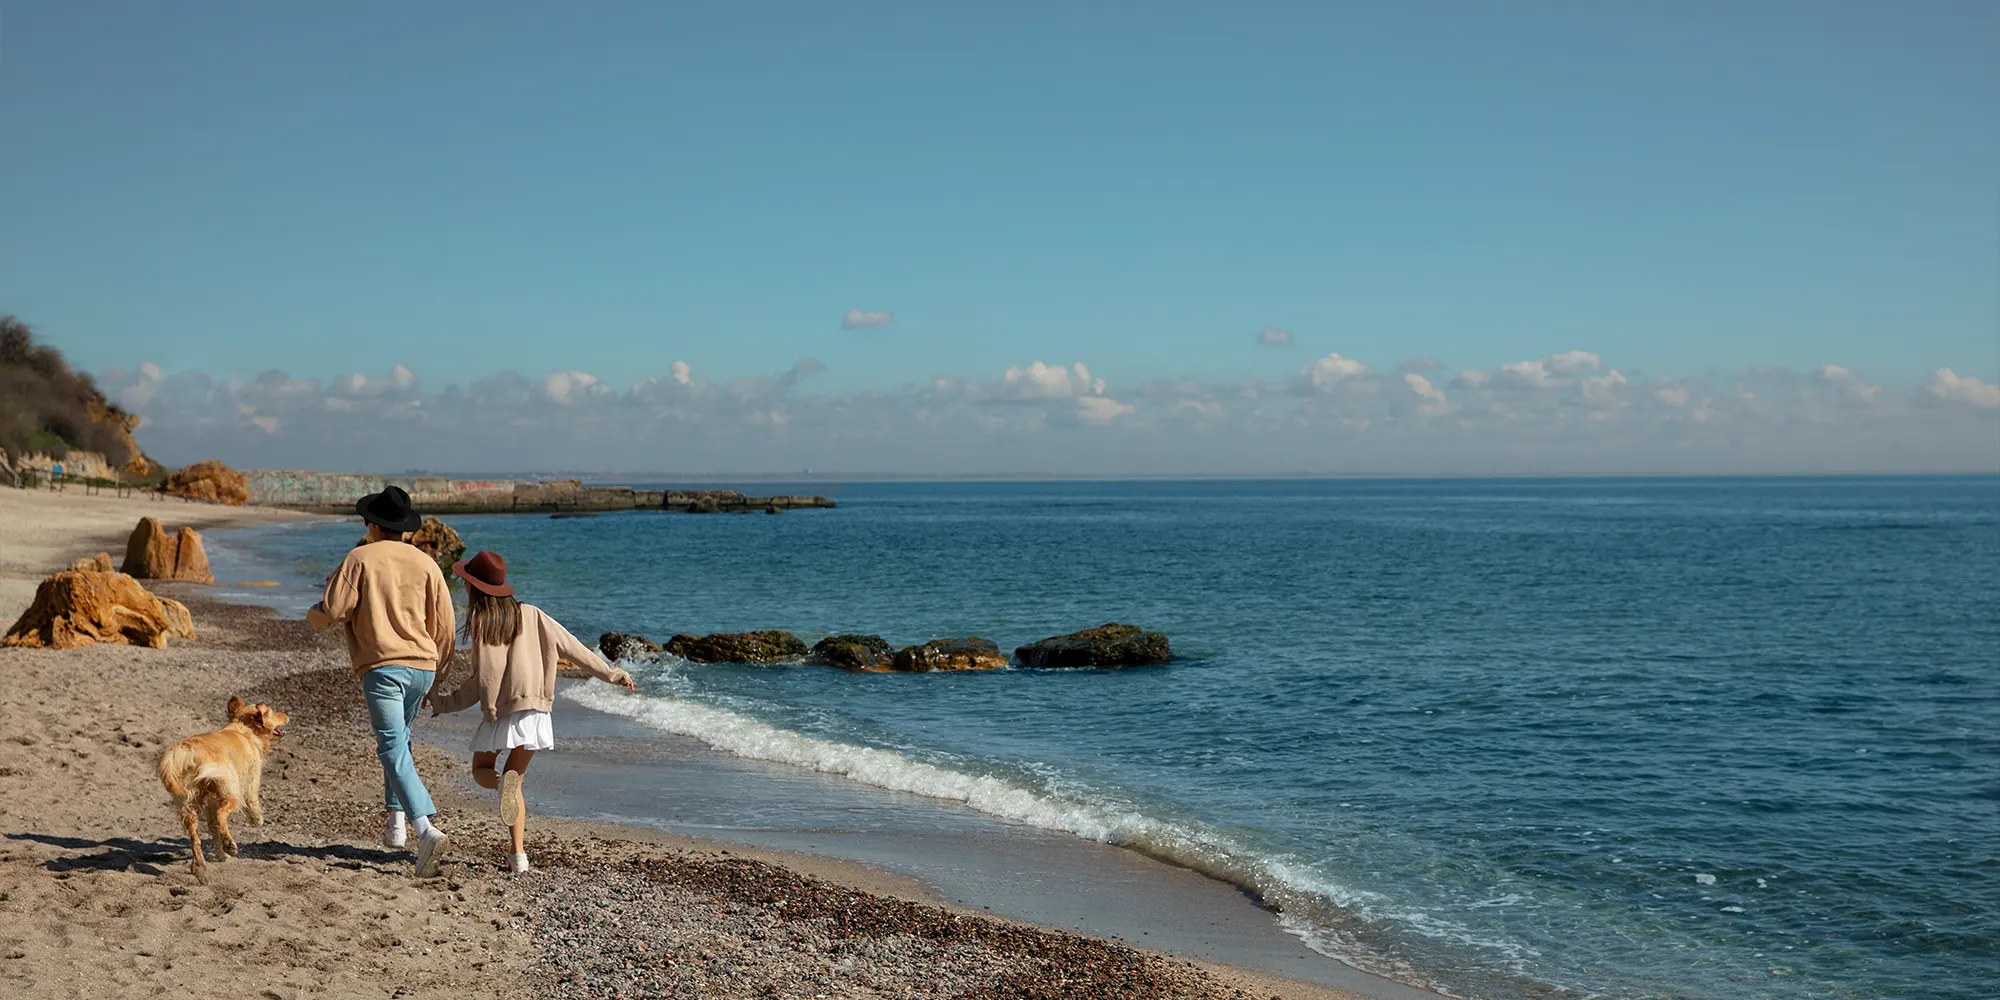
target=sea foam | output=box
[563,682,1521,991]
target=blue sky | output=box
[3,2,1997,473]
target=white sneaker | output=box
[509,852,531,874]
[413,828,449,878]
[383,813,407,850]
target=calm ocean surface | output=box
[218,477,1999,999]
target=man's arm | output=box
[428,571,457,670]
[305,555,360,630]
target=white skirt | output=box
[470,709,555,753]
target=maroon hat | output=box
[452,550,514,597]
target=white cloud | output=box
[1455,350,1603,390]
[541,371,603,404]
[1652,384,1692,407]
[335,364,419,397]
[1817,363,1882,402]
[670,360,692,385]
[999,361,1104,399]
[841,308,894,329]
[1257,327,1294,346]
[1927,368,2000,408]
[1580,370,1628,402]
[1076,396,1135,423]
[1401,373,1452,417]
[1300,352,1370,391]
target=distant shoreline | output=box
[351,469,2000,484]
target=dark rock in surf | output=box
[889,637,1008,673]
[600,631,661,662]
[810,634,892,671]
[1014,623,1169,668]
[664,630,808,664]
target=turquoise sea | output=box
[215,477,2000,999]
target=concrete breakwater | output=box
[243,470,835,514]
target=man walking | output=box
[307,485,455,876]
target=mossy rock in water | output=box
[889,637,1008,672]
[1014,623,1169,668]
[810,634,892,671]
[600,631,660,661]
[664,630,808,664]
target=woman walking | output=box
[427,550,635,872]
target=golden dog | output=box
[156,696,289,879]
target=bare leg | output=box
[471,750,500,790]
[503,747,536,856]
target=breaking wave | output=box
[564,682,1510,992]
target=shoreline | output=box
[414,698,1440,999]
[0,487,1421,999]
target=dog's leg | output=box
[179,796,208,881]
[245,764,265,826]
[200,795,231,862]
[210,793,240,858]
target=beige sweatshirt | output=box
[431,603,628,722]
[306,539,456,675]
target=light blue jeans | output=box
[362,665,436,819]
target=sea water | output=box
[215,477,2000,999]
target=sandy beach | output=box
[0,487,1379,1000]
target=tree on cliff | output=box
[0,315,148,473]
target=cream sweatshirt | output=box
[431,603,628,722]
[306,539,455,675]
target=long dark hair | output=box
[462,589,523,648]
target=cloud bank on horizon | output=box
[98,349,2000,476]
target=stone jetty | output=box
[242,470,836,515]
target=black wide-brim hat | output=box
[356,485,424,533]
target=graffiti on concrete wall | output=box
[243,470,387,506]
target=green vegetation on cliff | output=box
[0,315,147,473]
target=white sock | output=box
[411,814,436,838]
[387,810,406,829]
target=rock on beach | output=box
[160,459,249,505]
[889,637,1008,672]
[664,630,808,663]
[2,569,196,649]
[408,516,467,572]
[1015,623,1170,668]
[600,631,661,661]
[120,516,215,583]
[810,634,892,671]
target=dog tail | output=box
[157,741,194,800]
[160,747,238,799]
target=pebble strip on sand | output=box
[512,837,1247,1000]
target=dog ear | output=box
[256,705,276,731]
[227,695,246,719]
